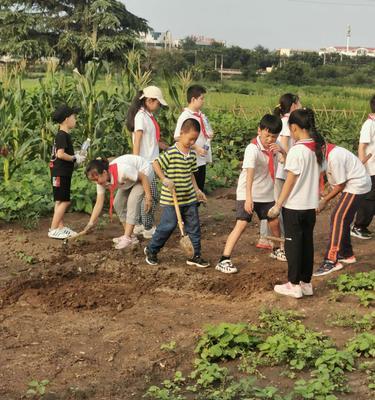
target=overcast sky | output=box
[123,0,375,50]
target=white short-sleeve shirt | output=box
[284,139,320,210]
[236,137,277,202]
[133,108,159,163]
[326,146,371,195]
[96,155,153,195]
[359,116,375,176]
[275,115,295,180]
[174,108,213,167]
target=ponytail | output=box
[85,158,109,177]
[289,108,324,166]
[126,90,146,132]
[273,93,299,117]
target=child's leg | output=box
[181,203,201,256]
[325,193,356,263]
[267,218,281,242]
[222,220,248,257]
[300,210,316,283]
[282,208,304,284]
[125,183,145,237]
[274,178,285,237]
[339,194,362,258]
[353,176,375,230]
[194,165,206,192]
[140,175,159,230]
[113,188,130,234]
[148,206,177,254]
[51,201,71,230]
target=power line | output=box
[289,0,375,6]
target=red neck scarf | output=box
[251,137,275,182]
[193,111,209,139]
[368,114,375,121]
[143,109,160,142]
[325,143,336,159]
[295,139,316,152]
[108,163,119,221]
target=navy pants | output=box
[148,202,201,256]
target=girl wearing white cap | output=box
[126,86,168,239]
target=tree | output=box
[0,0,148,70]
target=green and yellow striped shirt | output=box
[157,145,198,206]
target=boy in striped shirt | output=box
[144,118,210,268]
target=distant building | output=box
[278,48,317,57]
[139,30,180,49]
[319,46,375,58]
[189,35,226,47]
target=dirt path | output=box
[0,188,373,399]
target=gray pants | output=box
[260,178,285,237]
[113,183,144,225]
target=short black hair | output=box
[180,118,201,134]
[370,95,375,113]
[259,114,282,134]
[85,158,109,177]
[52,104,80,124]
[187,85,206,104]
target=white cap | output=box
[140,86,168,106]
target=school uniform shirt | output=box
[359,116,375,176]
[157,144,198,206]
[236,136,277,202]
[133,108,159,163]
[50,130,74,177]
[275,114,294,180]
[326,146,371,195]
[284,139,320,210]
[174,108,213,167]
[96,155,153,195]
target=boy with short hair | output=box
[174,85,213,192]
[48,104,86,239]
[351,94,375,239]
[215,114,286,274]
[145,118,209,268]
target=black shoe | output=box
[186,256,210,268]
[351,226,372,240]
[144,247,158,265]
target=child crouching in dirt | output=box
[215,114,286,274]
[144,118,210,268]
[84,155,153,250]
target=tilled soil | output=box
[0,188,373,399]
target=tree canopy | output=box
[0,0,148,70]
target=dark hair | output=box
[52,104,80,124]
[259,114,283,135]
[126,90,147,132]
[370,95,375,113]
[187,85,207,104]
[289,108,324,166]
[181,118,201,134]
[85,158,109,177]
[274,93,299,117]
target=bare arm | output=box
[152,159,166,181]
[56,148,75,162]
[358,143,371,164]
[139,172,152,212]
[276,171,298,207]
[133,130,143,155]
[280,136,290,154]
[323,183,346,203]
[245,168,255,213]
[192,174,207,202]
[86,192,105,229]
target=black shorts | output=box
[51,175,72,202]
[236,200,275,222]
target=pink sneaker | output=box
[338,255,356,264]
[256,237,273,250]
[274,282,303,298]
[300,281,313,296]
[113,234,138,244]
[114,235,139,250]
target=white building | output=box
[139,30,180,49]
[319,46,375,58]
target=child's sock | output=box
[220,255,231,262]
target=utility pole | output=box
[220,54,223,81]
[346,25,351,53]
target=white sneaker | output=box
[114,235,139,250]
[64,227,77,236]
[300,281,313,296]
[215,259,238,274]
[133,224,145,235]
[274,282,303,299]
[48,228,70,240]
[142,226,156,239]
[113,234,137,244]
